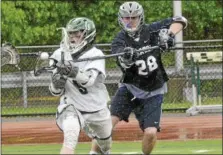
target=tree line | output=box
[1,1,222,46]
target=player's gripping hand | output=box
[119,47,137,68]
[159,29,175,51]
[52,73,67,89]
[55,61,72,75]
[56,61,79,78]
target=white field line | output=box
[111,152,140,154]
[193,149,210,153]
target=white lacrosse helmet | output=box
[118,1,145,37]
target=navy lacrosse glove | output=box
[159,29,175,51]
[52,73,67,89]
[119,47,137,68]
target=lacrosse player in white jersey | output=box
[49,17,112,154]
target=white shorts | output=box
[56,104,112,139]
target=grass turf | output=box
[2,139,222,154]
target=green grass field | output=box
[2,139,222,154]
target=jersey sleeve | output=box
[82,48,106,78]
[49,48,61,62]
[112,31,133,73]
[149,16,187,32]
[111,31,126,54]
[149,17,174,32]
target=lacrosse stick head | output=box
[1,42,20,69]
[34,52,57,76]
[58,27,71,52]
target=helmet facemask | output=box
[67,29,88,54]
[60,17,96,55]
[118,2,144,38]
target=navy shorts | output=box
[110,86,163,132]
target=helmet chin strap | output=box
[70,40,87,55]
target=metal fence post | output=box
[190,55,197,107]
[22,71,28,108]
[196,62,201,105]
[173,1,184,73]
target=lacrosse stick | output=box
[33,45,160,76]
[57,27,68,75]
[75,45,160,62]
[1,42,21,70]
[33,52,56,76]
[34,27,69,76]
[32,42,223,76]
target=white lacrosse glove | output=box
[159,29,175,51]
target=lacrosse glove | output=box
[55,60,79,78]
[158,29,175,51]
[119,47,137,68]
[52,73,67,89]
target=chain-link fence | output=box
[1,40,222,117]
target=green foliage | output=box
[1,1,222,45]
[201,79,222,94]
[1,1,75,45]
[182,1,222,39]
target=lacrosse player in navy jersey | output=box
[49,17,112,154]
[91,1,187,154]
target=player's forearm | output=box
[168,23,183,35]
[169,16,187,35]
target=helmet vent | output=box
[129,2,132,7]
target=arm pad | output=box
[74,69,99,88]
[172,16,188,29]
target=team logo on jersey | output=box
[137,45,153,57]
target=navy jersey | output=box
[112,18,174,92]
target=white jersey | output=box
[50,47,110,112]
